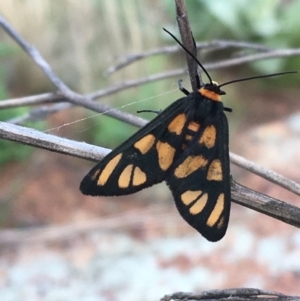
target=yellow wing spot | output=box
[189,193,208,215]
[207,159,223,181]
[181,190,203,205]
[134,134,155,154]
[199,87,221,102]
[168,113,186,135]
[187,121,200,132]
[199,125,216,149]
[132,166,147,186]
[118,164,133,188]
[156,141,176,171]
[98,153,122,186]
[206,193,224,227]
[174,155,208,178]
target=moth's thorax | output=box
[199,87,221,102]
[198,82,225,102]
[186,89,224,122]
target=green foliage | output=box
[164,0,300,76]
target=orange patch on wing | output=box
[206,193,224,227]
[189,193,208,215]
[207,159,223,181]
[132,166,147,186]
[199,87,221,101]
[181,190,203,205]
[156,141,176,171]
[134,134,155,154]
[168,113,186,135]
[199,125,216,148]
[98,153,122,186]
[175,155,208,178]
[118,164,133,188]
[187,121,200,132]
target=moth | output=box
[80,28,295,242]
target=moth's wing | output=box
[166,113,230,241]
[80,97,189,196]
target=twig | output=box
[4,47,300,123]
[205,48,300,71]
[106,40,272,75]
[162,288,297,301]
[8,103,71,124]
[1,121,300,230]
[231,181,300,228]
[175,0,199,91]
[230,153,300,197]
[0,121,109,161]
[0,93,62,109]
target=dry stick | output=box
[8,103,71,124]
[1,68,184,111]
[230,153,300,197]
[175,0,199,91]
[1,120,300,230]
[0,121,110,162]
[231,181,300,228]
[106,40,272,75]
[0,93,62,109]
[162,288,297,301]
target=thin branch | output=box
[8,103,71,124]
[1,121,300,230]
[0,121,109,161]
[1,68,183,111]
[106,40,272,75]
[3,47,300,124]
[205,48,300,71]
[230,153,300,197]
[0,38,300,124]
[0,93,62,109]
[231,181,300,228]
[175,0,199,91]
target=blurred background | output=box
[1,0,300,300]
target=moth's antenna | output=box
[219,71,297,88]
[163,28,212,84]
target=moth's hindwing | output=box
[80,97,189,196]
[166,113,230,241]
